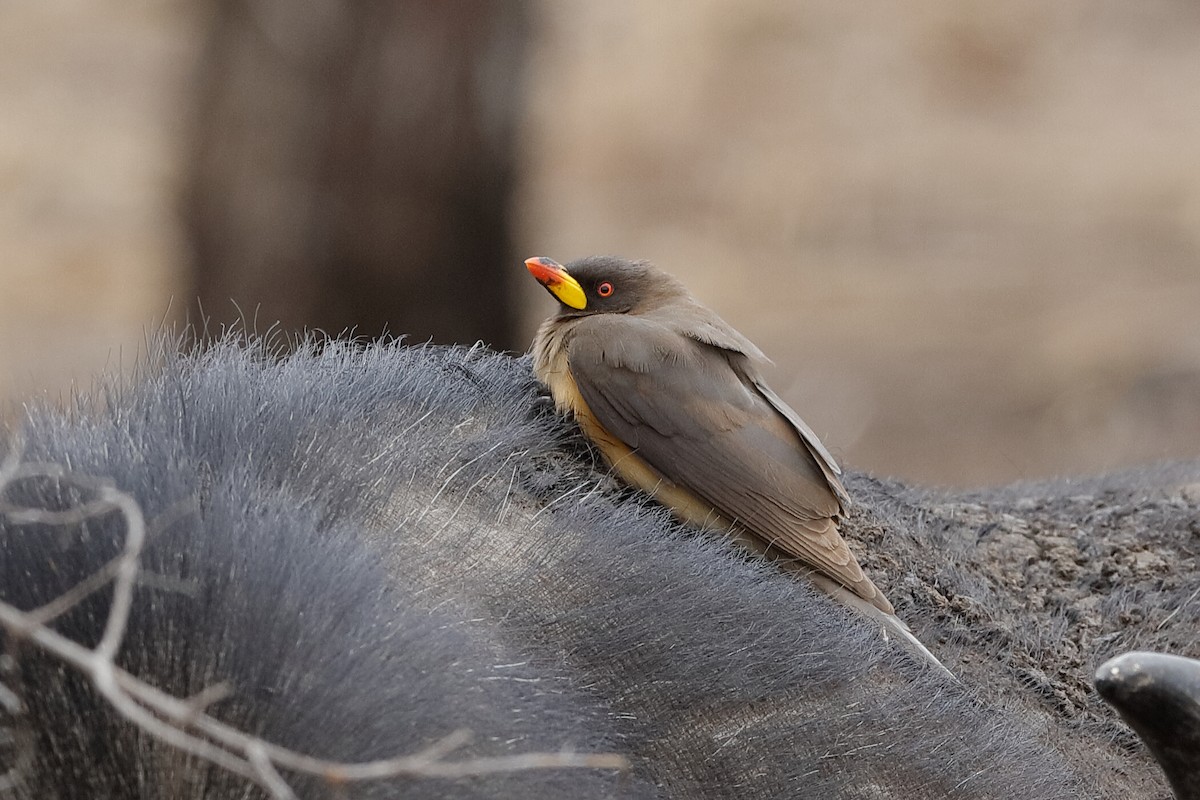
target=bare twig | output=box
[182,682,234,718]
[0,455,629,794]
[248,741,299,800]
[23,554,126,628]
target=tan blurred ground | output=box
[4,1,1200,487]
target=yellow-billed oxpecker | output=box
[526,254,948,674]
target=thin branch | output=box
[248,742,299,800]
[182,681,234,718]
[92,485,144,662]
[23,555,125,628]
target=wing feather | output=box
[567,316,869,595]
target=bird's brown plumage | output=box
[527,255,894,614]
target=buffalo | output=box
[1,335,1196,797]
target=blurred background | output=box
[3,0,1199,488]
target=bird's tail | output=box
[725,527,955,679]
[808,573,956,680]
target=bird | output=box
[525,254,949,673]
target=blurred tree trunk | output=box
[183,0,527,349]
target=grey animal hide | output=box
[1,336,1197,798]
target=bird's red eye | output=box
[597,281,614,297]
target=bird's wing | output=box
[669,304,850,506]
[751,379,851,508]
[567,316,867,592]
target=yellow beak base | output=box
[525,257,587,310]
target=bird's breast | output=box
[535,335,636,463]
[533,328,733,533]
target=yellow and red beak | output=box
[525,256,587,310]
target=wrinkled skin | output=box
[1,337,1196,798]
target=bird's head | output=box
[524,255,683,317]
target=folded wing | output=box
[567,316,880,606]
